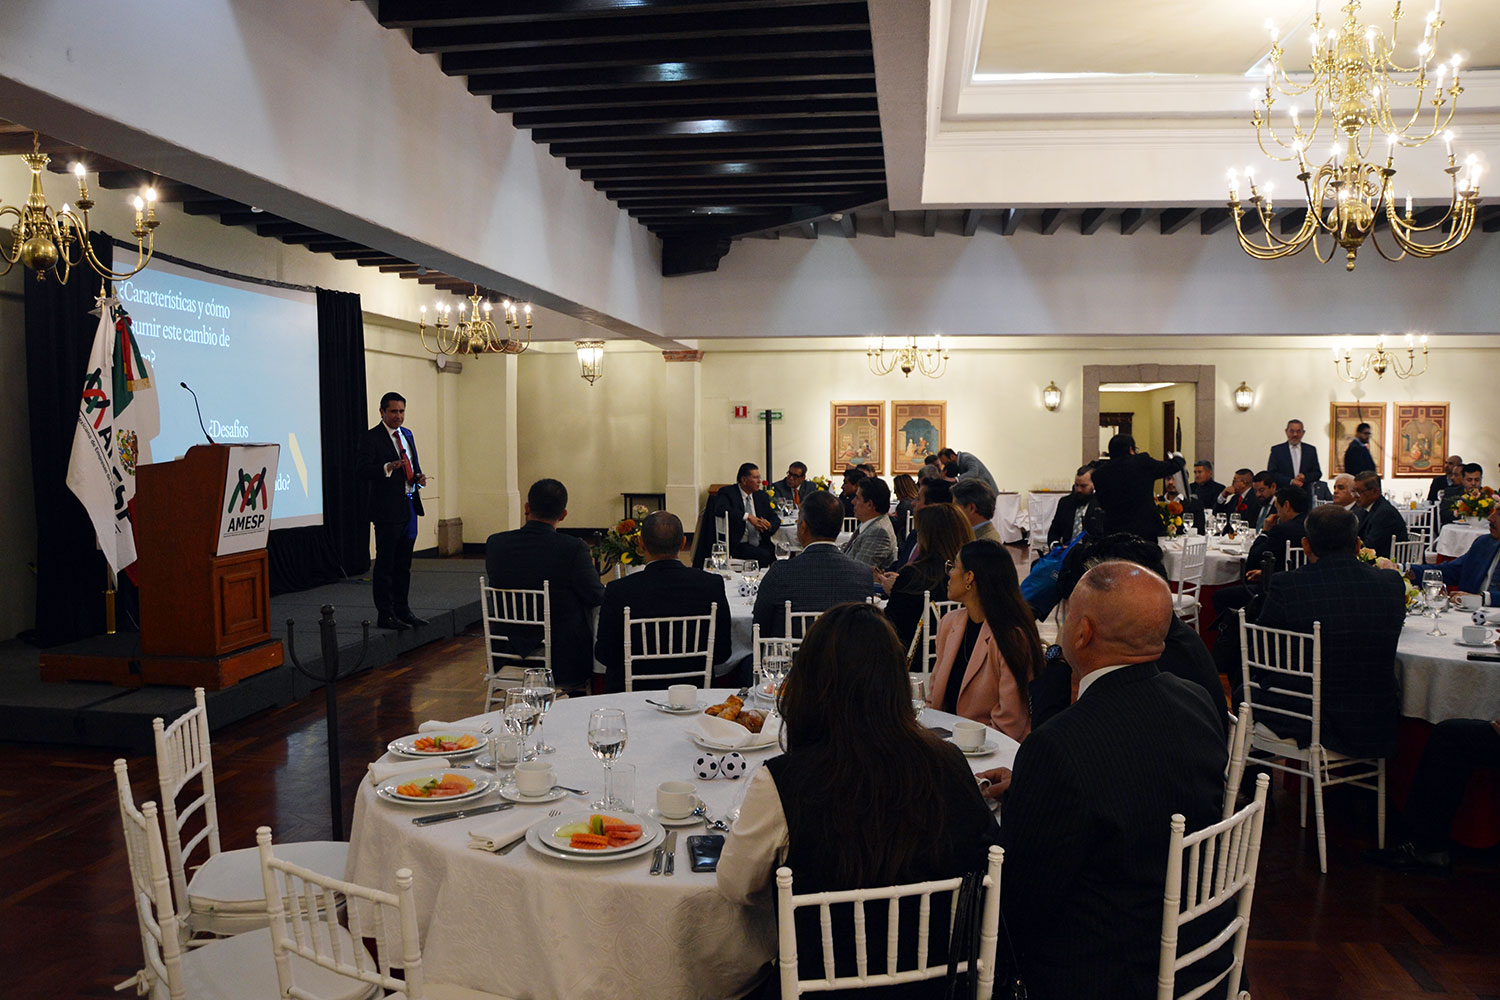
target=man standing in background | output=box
[1268,418,1323,490]
[937,447,998,492]
[1343,422,1378,476]
[356,391,427,631]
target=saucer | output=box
[949,738,1001,758]
[497,782,568,804]
[475,754,518,770]
[644,806,704,828]
[652,701,704,715]
[1454,637,1498,649]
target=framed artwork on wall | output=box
[890,401,946,475]
[830,401,885,475]
[1392,402,1449,479]
[1329,402,1386,476]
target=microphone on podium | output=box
[179,382,215,445]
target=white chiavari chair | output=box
[622,604,719,691]
[775,845,1004,999]
[1389,538,1427,572]
[1222,703,1251,821]
[1283,545,1307,571]
[904,593,963,683]
[842,516,860,536]
[785,602,825,641]
[480,577,552,709]
[905,509,915,537]
[1155,774,1269,1000]
[1170,535,1208,631]
[153,689,348,939]
[114,760,371,1000]
[753,624,800,693]
[1237,611,1386,873]
[716,512,731,549]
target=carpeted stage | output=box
[0,558,484,754]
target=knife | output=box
[649,843,665,876]
[412,802,514,826]
[663,831,679,876]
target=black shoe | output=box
[398,611,430,627]
[377,615,411,631]
[1362,841,1451,874]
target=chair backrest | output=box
[1222,703,1251,821]
[753,624,800,694]
[905,509,914,536]
[1156,774,1270,1000]
[842,516,859,536]
[1176,535,1208,587]
[257,827,421,999]
[716,512,730,547]
[623,604,719,691]
[905,593,962,681]
[153,687,222,919]
[785,602,825,641]
[480,576,552,675]
[1283,544,1307,571]
[1389,538,1426,571]
[115,759,188,1000]
[775,845,1004,998]
[1237,610,1323,748]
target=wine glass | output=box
[523,667,557,755]
[909,676,927,723]
[587,708,629,810]
[502,688,540,761]
[1421,570,1448,637]
[710,543,729,571]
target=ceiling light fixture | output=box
[576,340,605,386]
[1229,1,1479,271]
[1333,333,1429,382]
[417,285,533,358]
[866,335,949,379]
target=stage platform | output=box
[0,558,484,754]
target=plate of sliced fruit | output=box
[376,771,494,806]
[526,812,663,861]
[386,731,486,758]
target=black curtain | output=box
[22,235,133,645]
[265,287,368,594]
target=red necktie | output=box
[393,430,414,484]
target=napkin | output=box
[467,820,530,853]
[694,712,780,749]
[369,757,451,786]
[418,719,482,733]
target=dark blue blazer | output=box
[484,521,605,687]
[1356,496,1409,559]
[356,423,425,525]
[1414,534,1500,606]
[1267,441,1323,488]
[593,559,732,693]
[751,542,875,636]
[1342,440,1377,476]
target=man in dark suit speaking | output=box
[356,392,427,631]
[1267,417,1323,489]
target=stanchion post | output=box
[286,605,370,840]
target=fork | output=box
[497,808,561,856]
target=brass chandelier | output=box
[0,133,160,283]
[418,285,533,357]
[1333,332,1429,381]
[867,335,949,379]
[1228,0,1480,271]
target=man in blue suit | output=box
[1409,506,1500,606]
[1267,418,1323,490]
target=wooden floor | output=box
[4,626,1498,1000]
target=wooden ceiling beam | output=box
[836,213,857,238]
[921,211,939,237]
[566,146,884,170]
[615,193,862,207]
[255,221,320,237]
[1199,208,1233,235]
[496,79,872,115]
[1119,208,1150,235]
[581,161,883,181]
[217,211,284,227]
[960,209,982,237]
[377,0,847,29]
[471,56,874,97]
[998,208,1023,235]
[598,176,884,193]
[549,131,883,157]
[514,96,878,129]
[1037,209,1065,235]
[530,114,882,143]
[1159,207,1203,234]
[1079,207,1108,235]
[440,31,871,76]
[181,198,247,216]
[1279,208,1308,236]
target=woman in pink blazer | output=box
[927,540,1044,743]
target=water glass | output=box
[1422,570,1447,636]
[523,667,557,755]
[710,543,729,570]
[502,688,540,760]
[909,676,927,721]
[604,762,635,813]
[587,708,628,810]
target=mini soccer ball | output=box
[693,754,721,780]
[719,751,748,779]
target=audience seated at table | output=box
[1249,471,1278,529]
[717,603,1001,996]
[1427,454,1466,503]
[1045,465,1097,547]
[751,491,875,637]
[1030,533,1229,735]
[770,461,815,510]
[1210,485,1312,624]
[1352,471,1409,559]
[1408,505,1500,606]
[592,512,732,693]
[888,477,952,571]
[891,473,917,544]
[699,462,780,568]
[1331,472,1356,510]
[1236,504,1406,759]
[1090,433,1185,540]
[841,475,897,570]
[1213,467,1259,521]
[1343,421,1379,476]
[926,540,1042,743]
[937,446,998,492]
[998,562,1229,1000]
[1365,714,1500,874]
[1267,418,1322,490]
[838,466,865,520]
[1184,459,1222,531]
[951,478,1002,544]
[876,503,974,648]
[1438,462,1485,526]
[484,478,605,691]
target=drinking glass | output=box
[523,667,557,755]
[587,708,629,810]
[711,543,729,571]
[909,676,927,722]
[502,688,540,761]
[1422,570,1448,636]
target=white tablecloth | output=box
[769,526,852,551]
[994,493,1024,543]
[1395,608,1500,724]
[1024,493,1067,550]
[347,691,1018,1000]
[1433,521,1490,559]
[1158,536,1247,587]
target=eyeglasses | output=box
[944,559,955,574]
[787,471,805,480]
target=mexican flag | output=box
[65,298,158,579]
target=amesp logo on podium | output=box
[217,444,280,555]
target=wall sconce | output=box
[1042,380,1062,411]
[1233,381,1254,411]
[576,340,605,385]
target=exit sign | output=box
[757,410,783,420]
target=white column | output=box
[434,357,464,554]
[662,350,703,528]
[458,352,523,543]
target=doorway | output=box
[1083,365,1216,466]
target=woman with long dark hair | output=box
[927,540,1044,742]
[877,504,973,647]
[718,603,1000,996]
[891,473,919,544]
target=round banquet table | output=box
[347,691,1019,1000]
[1158,535,1247,587]
[994,492,1024,543]
[1394,607,1500,724]
[768,525,852,552]
[1433,521,1490,559]
[1024,493,1066,550]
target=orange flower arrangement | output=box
[1156,496,1186,537]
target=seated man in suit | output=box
[888,476,951,570]
[1046,465,1097,547]
[1249,471,1278,529]
[1212,468,1258,522]
[1408,505,1500,607]
[593,512,732,694]
[1352,470,1409,558]
[1210,485,1312,624]
[937,447,998,492]
[705,462,780,567]
[1427,454,1465,503]
[752,491,876,637]
[952,477,1002,543]
[484,479,605,691]
[1267,417,1323,489]
[769,461,815,511]
[1239,504,1407,759]
[1438,462,1485,527]
[999,562,1228,1000]
[1331,473,1357,510]
[1185,460,1222,529]
[841,475,897,569]
[1343,421,1378,476]
[838,466,866,520]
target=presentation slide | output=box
[116,256,323,529]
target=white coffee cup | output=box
[488,734,521,766]
[514,760,554,797]
[1455,593,1482,611]
[953,720,987,751]
[668,684,698,709]
[1462,624,1494,645]
[656,780,698,819]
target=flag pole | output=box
[104,565,116,635]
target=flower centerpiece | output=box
[1451,487,1496,523]
[1403,577,1423,611]
[810,475,832,492]
[764,485,779,511]
[1357,547,1377,565]
[590,518,643,575]
[1155,496,1185,537]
